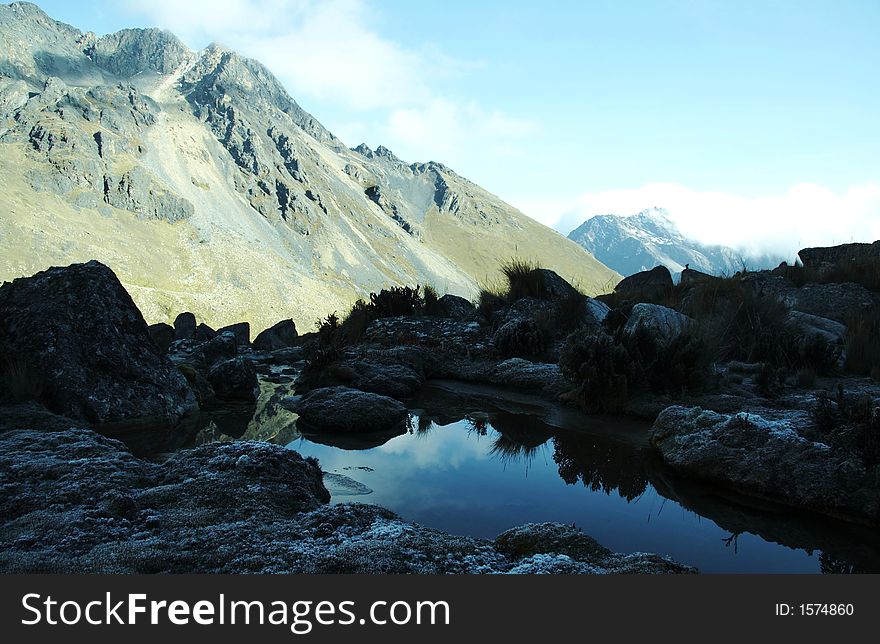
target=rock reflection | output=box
[645,454,880,574]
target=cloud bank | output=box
[517,182,880,261]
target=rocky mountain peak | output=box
[89,27,192,76]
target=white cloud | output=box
[383,99,539,166]
[121,0,536,153]
[519,182,880,260]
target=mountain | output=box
[0,2,619,332]
[567,208,780,278]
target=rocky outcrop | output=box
[0,427,694,573]
[650,405,880,526]
[798,241,880,269]
[623,303,693,346]
[283,386,407,433]
[614,265,673,302]
[0,260,195,424]
[253,319,298,351]
[786,311,847,345]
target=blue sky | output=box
[33,0,880,256]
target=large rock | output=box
[623,303,693,347]
[529,268,581,301]
[584,296,610,323]
[614,266,673,302]
[173,312,196,340]
[650,406,880,525]
[789,282,877,323]
[798,241,880,269]
[435,294,476,320]
[332,360,426,398]
[207,357,259,401]
[0,261,195,424]
[787,310,847,345]
[147,322,175,353]
[217,322,251,346]
[0,427,694,573]
[253,319,298,351]
[283,386,407,433]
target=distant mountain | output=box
[0,2,618,332]
[567,208,780,278]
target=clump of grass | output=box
[477,285,508,321]
[501,258,543,301]
[844,308,880,378]
[423,284,443,316]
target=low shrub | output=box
[559,330,632,413]
[369,285,423,318]
[493,315,552,359]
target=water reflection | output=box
[552,434,649,501]
[185,378,880,573]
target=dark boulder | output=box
[679,267,712,289]
[168,331,237,368]
[173,312,197,340]
[195,323,217,342]
[531,268,581,301]
[0,261,196,424]
[798,241,880,269]
[615,266,673,302]
[148,322,175,353]
[208,357,259,401]
[283,386,407,433]
[436,294,476,320]
[217,322,250,346]
[253,319,298,351]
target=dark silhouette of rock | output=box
[679,267,712,289]
[798,241,880,269]
[530,268,581,300]
[253,319,298,351]
[614,265,673,302]
[195,322,217,342]
[173,312,197,340]
[217,322,250,346]
[283,386,406,433]
[0,260,195,424]
[208,356,259,401]
[436,294,476,320]
[148,322,175,353]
